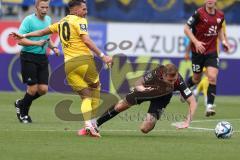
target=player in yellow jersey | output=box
[184,20,228,115]
[11,0,112,137]
[192,68,208,107]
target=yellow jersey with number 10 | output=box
[49,15,92,62]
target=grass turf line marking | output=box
[0,128,239,133]
[188,127,214,131]
[0,119,239,133]
[191,118,240,123]
[172,118,240,132]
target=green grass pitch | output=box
[0,92,239,160]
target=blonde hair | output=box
[35,0,49,7]
[164,64,178,77]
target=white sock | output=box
[91,118,97,126]
[206,104,213,110]
[85,120,92,127]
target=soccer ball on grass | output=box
[215,121,233,139]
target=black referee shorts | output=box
[20,52,49,85]
[125,90,172,119]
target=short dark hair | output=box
[68,0,86,9]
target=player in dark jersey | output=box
[184,0,230,117]
[78,64,197,136]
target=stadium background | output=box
[0,0,240,95]
[0,1,240,160]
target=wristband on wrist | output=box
[100,52,105,58]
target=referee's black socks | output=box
[20,92,41,116]
[97,105,119,127]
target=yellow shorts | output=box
[65,56,99,91]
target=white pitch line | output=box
[0,128,239,133]
[172,119,240,132]
[0,119,239,133]
[171,122,214,131]
[187,127,239,133]
[0,129,174,132]
[188,126,214,131]
[191,118,240,123]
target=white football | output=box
[215,121,233,139]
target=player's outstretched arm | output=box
[17,38,47,47]
[82,34,113,66]
[10,27,52,39]
[186,95,197,123]
[10,27,53,47]
[176,94,197,129]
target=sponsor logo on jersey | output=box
[205,25,218,36]
[80,24,88,32]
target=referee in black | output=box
[14,0,59,123]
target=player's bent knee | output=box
[193,77,201,84]
[140,121,155,134]
[38,86,48,95]
[27,85,38,95]
[207,76,217,84]
[38,89,48,95]
[115,99,131,112]
[140,125,154,134]
[89,81,100,89]
[140,127,150,134]
[193,74,202,84]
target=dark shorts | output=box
[125,90,172,120]
[191,52,219,73]
[20,52,49,85]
